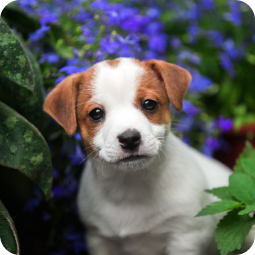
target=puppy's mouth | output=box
[118,155,148,162]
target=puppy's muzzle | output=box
[117,129,141,152]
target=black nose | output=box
[117,129,141,151]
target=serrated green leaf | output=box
[0,18,34,95]
[0,102,52,199]
[0,200,19,254]
[229,174,255,205]
[234,142,255,174]
[206,187,234,200]
[239,204,255,215]
[196,200,242,217]
[241,159,255,180]
[215,209,255,255]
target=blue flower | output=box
[23,198,40,214]
[74,133,82,142]
[59,66,87,75]
[144,50,160,60]
[81,26,96,44]
[75,7,93,22]
[104,3,124,26]
[29,25,50,41]
[145,21,163,35]
[18,0,38,14]
[202,137,220,157]
[63,173,78,197]
[220,53,235,76]
[200,0,214,10]
[223,39,241,59]
[116,34,138,46]
[120,13,149,33]
[52,185,66,199]
[146,8,161,19]
[170,37,182,49]
[67,58,79,66]
[177,51,201,65]
[40,13,58,25]
[187,23,199,43]
[214,115,233,132]
[206,30,224,47]
[174,115,194,132]
[40,53,60,64]
[225,1,242,26]
[91,0,109,10]
[148,35,167,53]
[100,36,120,54]
[207,137,220,150]
[188,70,213,92]
[52,168,59,180]
[69,144,86,165]
[182,136,191,145]
[95,49,105,61]
[182,100,202,116]
[52,174,78,199]
[55,76,66,84]
[186,2,200,21]
[119,7,139,20]
[48,53,60,63]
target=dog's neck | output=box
[87,136,170,204]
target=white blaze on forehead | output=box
[91,58,145,108]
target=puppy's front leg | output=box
[86,230,120,255]
[165,217,217,255]
[165,231,216,255]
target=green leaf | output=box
[239,204,255,215]
[0,102,52,199]
[238,204,255,215]
[229,174,255,205]
[2,4,72,59]
[234,142,255,174]
[215,209,255,255]
[196,200,242,217]
[205,187,234,200]
[0,47,49,131]
[0,18,34,94]
[0,200,19,254]
[241,158,255,180]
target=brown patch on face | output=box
[134,61,171,126]
[143,60,191,111]
[76,67,102,156]
[106,59,120,68]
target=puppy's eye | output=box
[142,100,158,111]
[89,108,104,121]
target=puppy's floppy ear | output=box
[43,74,81,136]
[146,60,191,111]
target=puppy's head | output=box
[44,58,191,170]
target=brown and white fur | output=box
[44,58,245,255]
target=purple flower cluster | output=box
[214,115,233,132]
[182,100,202,116]
[202,137,220,157]
[225,1,242,26]
[188,70,213,93]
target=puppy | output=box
[44,58,233,255]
